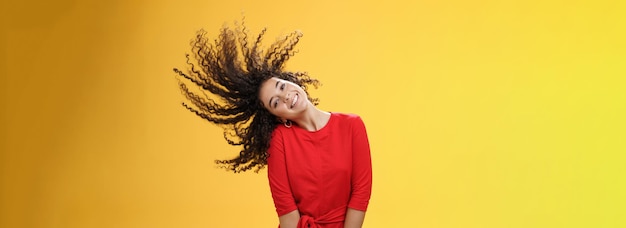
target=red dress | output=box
[267,113,372,228]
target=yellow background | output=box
[1,0,625,227]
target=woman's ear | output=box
[275,115,290,123]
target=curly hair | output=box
[173,21,320,173]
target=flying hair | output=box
[173,19,320,172]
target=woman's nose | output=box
[280,93,291,102]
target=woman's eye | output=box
[280,83,285,90]
[273,100,278,108]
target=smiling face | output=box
[258,77,310,121]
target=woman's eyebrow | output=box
[267,80,281,107]
[268,97,274,108]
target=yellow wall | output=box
[1,0,625,227]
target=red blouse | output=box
[267,113,372,228]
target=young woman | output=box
[174,22,372,228]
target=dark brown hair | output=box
[173,22,320,172]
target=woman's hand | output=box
[279,210,300,228]
[344,208,366,228]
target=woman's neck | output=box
[292,106,331,131]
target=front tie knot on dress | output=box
[296,205,346,228]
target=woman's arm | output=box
[279,210,300,228]
[344,208,366,228]
[345,116,372,228]
[268,129,300,227]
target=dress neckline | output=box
[292,112,334,134]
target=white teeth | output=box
[291,94,298,108]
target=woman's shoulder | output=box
[331,112,363,122]
[330,112,366,128]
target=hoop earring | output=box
[284,120,292,128]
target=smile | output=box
[291,94,298,108]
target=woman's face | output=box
[259,77,309,121]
